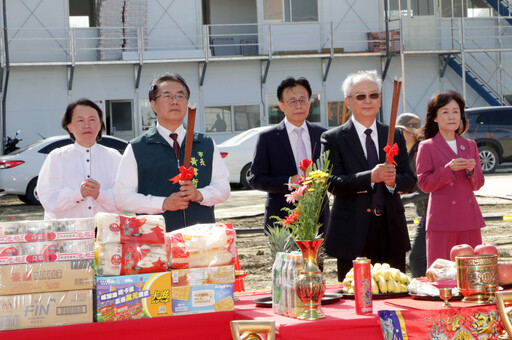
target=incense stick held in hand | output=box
[387,78,402,146]
[183,103,197,168]
[384,78,402,165]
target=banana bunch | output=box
[341,263,411,294]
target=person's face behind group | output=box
[434,99,461,139]
[278,85,311,127]
[67,105,102,148]
[150,81,189,131]
[346,80,381,127]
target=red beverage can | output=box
[352,257,372,315]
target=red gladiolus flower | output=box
[299,159,312,172]
[283,211,300,226]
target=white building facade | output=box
[1,0,511,148]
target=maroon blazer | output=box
[416,132,485,232]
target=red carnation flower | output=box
[299,159,312,172]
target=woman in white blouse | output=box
[37,98,122,219]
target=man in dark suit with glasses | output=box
[250,77,329,234]
[321,70,415,280]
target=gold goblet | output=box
[484,284,497,303]
[440,288,453,308]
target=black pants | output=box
[408,216,427,278]
[336,213,406,282]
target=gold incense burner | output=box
[456,254,498,303]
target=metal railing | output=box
[0,18,511,66]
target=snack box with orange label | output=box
[95,272,172,322]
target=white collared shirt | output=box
[351,116,379,160]
[351,116,395,192]
[157,123,186,156]
[37,142,122,220]
[284,118,312,172]
[113,123,230,214]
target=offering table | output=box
[1,285,506,340]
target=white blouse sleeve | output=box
[113,144,166,214]
[37,151,83,215]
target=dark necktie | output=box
[365,128,384,215]
[169,133,180,158]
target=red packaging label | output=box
[353,259,372,315]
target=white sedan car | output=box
[0,135,127,204]
[218,126,272,189]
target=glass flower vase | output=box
[295,239,326,320]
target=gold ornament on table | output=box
[277,151,331,320]
[439,288,453,308]
[456,254,498,303]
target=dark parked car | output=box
[463,106,512,173]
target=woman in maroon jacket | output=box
[416,90,485,268]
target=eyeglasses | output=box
[73,118,99,127]
[348,92,381,101]
[285,97,310,106]
[156,93,188,102]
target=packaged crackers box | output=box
[172,283,234,315]
[0,289,93,331]
[95,272,172,322]
[0,260,94,295]
[171,265,235,287]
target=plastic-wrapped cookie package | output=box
[94,213,168,277]
[165,223,237,270]
[0,218,96,265]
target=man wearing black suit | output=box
[250,77,329,232]
[321,70,415,281]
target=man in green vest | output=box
[114,74,230,232]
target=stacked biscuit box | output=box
[94,213,171,321]
[166,223,237,315]
[94,214,236,319]
[0,218,95,331]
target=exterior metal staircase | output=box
[483,0,512,25]
[447,55,511,106]
[445,0,512,106]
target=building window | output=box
[234,105,261,131]
[387,0,434,19]
[263,0,318,22]
[69,0,96,27]
[267,93,321,125]
[140,99,156,131]
[205,106,231,133]
[205,105,260,133]
[328,101,351,127]
[440,0,493,18]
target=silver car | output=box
[218,126,272,189]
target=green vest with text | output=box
[131,124,215,232]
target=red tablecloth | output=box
[1,286,504,340]
[0,285,397,340]
[234,287,400,340]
